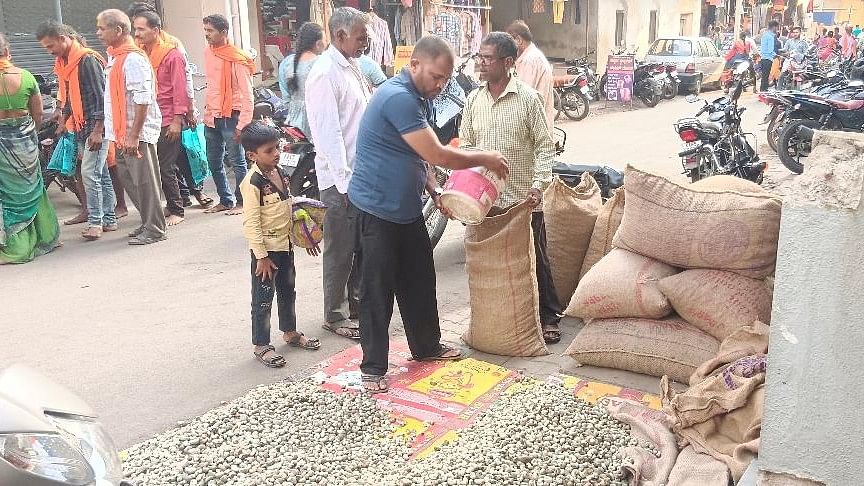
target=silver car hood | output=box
[0,365,95,433]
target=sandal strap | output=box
[254,345,276,358]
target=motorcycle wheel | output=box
[688,156,716,183]
[599,74,608,99]
[289,153,320,200]
[422,197,448,249]
[777,119,820,175]
[639,89,660,108]
[562,90,590,121]
[662,81,678,100]
[553,90,562,121]
[767,112,787,153]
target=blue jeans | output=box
[78,141,116,227]
[251,250,296,346]
[204,114,247,207]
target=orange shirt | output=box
[203,46,254,130]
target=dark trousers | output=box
[532,212,562,327]
[156,127,184,217]
[175,145,202,199]
[251,250,297,346]
[351,204,443,376]
[759,58,774,92]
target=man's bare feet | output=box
[63,212,87,225]
[166,214,185,226]
[204,203,231,214]
[115,206,129,219]
[226,205,243,215]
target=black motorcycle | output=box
[776,93,864,174]
[674,61,763,183]
[252,85,318,199]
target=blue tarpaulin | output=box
[813,12,836,25]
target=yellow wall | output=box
[816,0,864,26]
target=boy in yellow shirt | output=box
[239,122,321,368]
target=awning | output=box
[813,11,836,25]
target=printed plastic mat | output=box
[307,342,661,458]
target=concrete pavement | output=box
[0,90,781,449]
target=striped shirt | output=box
[62,54,105,141]
[103,51,162,145]
[458,76,555,209]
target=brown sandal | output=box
[285,332,320,350]
[362,374,389,394]
[254,345,286,368]
[322,323,361,340]
[412,344,462,362]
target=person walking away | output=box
[0,34,61,263]
[506,20,555,132]
[759,21,779,92]
[358,52,387,88]
[277,22,325,140]
[133,10,189,226]
[202,14,255,215]
[239,122,322,367]
[97,9,166,245]
[819,30,837,61]
[841,25,858,60]
[37,21,117,241]
[348,35,509,393]
[305,7,371,340]
[459,32,561,344]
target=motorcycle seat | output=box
[701,121,723,135]
[828,98,864,110]
[553,75,578,88]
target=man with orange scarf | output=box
[37,21,118,241]
[132,10,189,226]
[97,9,166,245]
[202,14,255,216]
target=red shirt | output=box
[155,48,191,127]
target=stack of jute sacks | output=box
[562,166,781,384]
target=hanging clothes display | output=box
[400,6,419,45]
[434,9,463,53]
[368,11,394,66]
[310,0,334,44]
[552,0,566,24]
[533,0,545,14]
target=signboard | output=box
[605,55,635,103]
[394,45,414,74]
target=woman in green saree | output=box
[0,33,61,264]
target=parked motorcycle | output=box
[553,71,591,121]
[251,84,319,199]
[564,54,600,101]
[0,365,131,485]
[775,92,864,174]
[35,74,81,200]
[673,61,763,183]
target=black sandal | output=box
[254,345,286,368]
[543,326,562,344]
[361,374,389,394]
[285,332,321,350]
[412,344,462,362]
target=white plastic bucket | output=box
[440,166,507,225]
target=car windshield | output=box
[648,39,693,56]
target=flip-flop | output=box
[254,345,285,368]
[204,203,232,214]
[412,344,462,362]
[543,327,562,344]
[285,332,321,350]
[195,193,215,208]
[322,323,361,340]
[361,374,389,394]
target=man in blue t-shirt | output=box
[347,35,509,394]
[759,20,779,92]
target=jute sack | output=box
[579,189,626,280]
[658,269,774,341]
[564,317,720,384]
[667,445,731,486]
[612,166,782,278]
[544,174,602,305]
[565,248,678,319]
[691,175,765,193]
[463,202,549,357]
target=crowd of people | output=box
[0,4,563,390]
[0,4,258,263]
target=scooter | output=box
[0,365,132,485]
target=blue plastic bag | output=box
[46,132,78,177]
[181,125,210,186]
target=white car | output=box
[645,36,726,94]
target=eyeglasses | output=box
[472,54,508,64]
